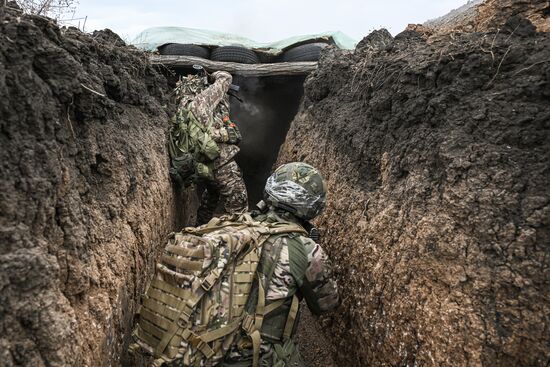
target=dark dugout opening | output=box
[230,75,306,204]
[170,68,306,207]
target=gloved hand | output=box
[226,126,242,144]
[309,227,321,242]
[211,70,232,83]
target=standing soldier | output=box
[172,69,248,224]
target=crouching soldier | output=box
[130,162,338,367]
[170,69,248,224]
[222,162,340,366]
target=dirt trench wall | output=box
[0,7,180,367]
[278,20,550,367]
[423,0,550,33]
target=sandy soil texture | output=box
[0,5,187,366]
[278,14,549,367]
[424,0,549,33]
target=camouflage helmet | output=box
[264,162,327,220]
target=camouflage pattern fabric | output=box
[187,71,241,167]
[177,71,248,221]
[264,162,327,220]
[223,209,339,366]
[197,160,249,225]
[265,235,338,310]
[130,215,274,367]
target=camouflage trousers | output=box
[197,160,248,224]
[221,339,305,367]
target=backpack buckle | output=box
[187,333,215,359]
[242,314,255,334]
[177,316,190,328]
[196,340,215,358]
[201,278,213,291]
[201,271,219,291]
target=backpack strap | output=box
[279,236,310,341]
[258,223,308,237]
[184,214,258,235]
[282,294,300,340]
[242,227,308,366]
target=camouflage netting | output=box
[278,10,549,367]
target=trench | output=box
[163,69,335,367]
[5,3,548,365]
[232,76,337,366]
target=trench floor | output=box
[295,304,337,367]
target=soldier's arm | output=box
[295,238,340,315]
[188,71,232,127]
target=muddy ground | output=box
[278,15,549,367]
[0,5,191,366]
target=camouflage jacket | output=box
[186,71,240,168]
[224,209,340,364]
[259,211,339,310]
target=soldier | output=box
[129,162,338,366]
[223,162,340,367]
[175,70,248,224]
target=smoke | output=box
[231,75,306,204]
[168,68,306,205]
[240,101,261,117]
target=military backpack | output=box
[168,107,220,183]
[129,214,307,367]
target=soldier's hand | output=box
[226,126,241,144]
[309,227,321,242]
[211,71,232,83]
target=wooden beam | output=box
[149,55,318,77]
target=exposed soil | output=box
[295,303,337,367]
[2,1,550,367]
[424,0,550,33]
[277,14,550,367]
[0,5,188,366]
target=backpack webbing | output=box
[130,216,307,367]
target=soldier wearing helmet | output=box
[223,162,340,367]
[174,70,248,224]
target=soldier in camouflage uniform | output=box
[223,162,340,367]
[176,70,248,224]
[130,162,337,366]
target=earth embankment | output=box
[424,0,549,33]
[0,6,184,366]
[278,16,550,367]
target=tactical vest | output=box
[168,107,220,181]
[129,214,308,367]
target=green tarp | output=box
[131,26,357,54]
